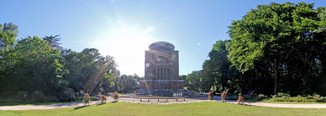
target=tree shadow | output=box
[97,103,106,105]
[73,105,89,110]
[111,101,118,103]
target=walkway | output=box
[1,96,326,110]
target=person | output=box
[100,95,107,104]
[221,89,228,103]
[83,92,91,105]
[237,93,244,105]
[208,90,214,100]
[97,92,102,104]
[112,91,119,102]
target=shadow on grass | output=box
[73,103,108,110]
[73,105,89,110]
[97,103,107,105]
[111,101,118,103]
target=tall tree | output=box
[0,22,18,52]
[43,35,62,50]
[1,36,64,96]
[228,2,322,95]
[185,71,204,92]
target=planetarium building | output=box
[140,41,183,96]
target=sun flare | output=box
[94,21,156,76]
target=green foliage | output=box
[31,91,46,102]
[316,97,326,102]
[184,71,204,92]
[46,96,59,102]
[58,88,76,102]
[17,91,29,101]
[0,22,18,52]
[62,48,118,94]
[0,22,119,102]
[271,96,317,103]
[277,92,290,97]
[269,94,326,103]
[115,74,139,93]
[227,2,325,95]
[202,40,236,92]
[258,94,267,100]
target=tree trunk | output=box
[274,69,279,95]
[269,59,279,95]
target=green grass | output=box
[1,102,326,116]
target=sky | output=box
[1,0,325,76]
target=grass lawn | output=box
[1,102,326,116]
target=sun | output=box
[95,21,156,76]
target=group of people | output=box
[208,89,244,105]
[82,92,110,106]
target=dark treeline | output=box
[183,2,326,96]
[0,23,139,102]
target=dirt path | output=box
[1,97,326,110]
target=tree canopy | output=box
[0,23,120,102]
[228,2,325,95]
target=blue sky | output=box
[1,0,325,76]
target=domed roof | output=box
[149,41,175,51]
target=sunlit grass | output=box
[1,102,326,116]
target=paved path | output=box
[1,97,326,110]
[0,101,98,110]
[247,102,326,108]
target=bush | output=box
[91,96,98,101]
[316,97,326,102]
[277,92,290,97]
[58,88,76,102]
[258,94,267,100]
[31,91,46,102]
[17,91,29,102]
[46,96,59,102]
[271,95,325,103]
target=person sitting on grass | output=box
[83,92,91,105]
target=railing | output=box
[138,97,185,102]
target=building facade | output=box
[141,41,183,96]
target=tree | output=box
[1,36,64,96]
[61,48,118,94]
[115,74,138,93]
[0,22,18,52]
[43,35,62,50]
[185,71,203,92]
[0,23,18,86]
[314,7,326,95]
[228,2,322,95]
[206,40,233,89]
